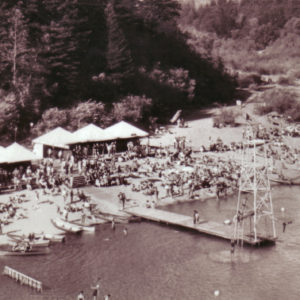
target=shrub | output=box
[31,107,69,137]
[287,102,300,122]
[214,107,238,127]
[68,101,107,130]
[278,76,294,85]
[147,65,196,99]
[112,95,152,123]
[238,73,262,88]
[255,88,299,121]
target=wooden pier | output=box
[3,266,43,292]
[125,207,276,246]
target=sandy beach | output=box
[0,104,299,247]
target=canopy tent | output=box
[67,123,108,144]
[0,142,37,164]
[32,127,74,149]
[104,121,148,140]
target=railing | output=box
[3,265,42,292]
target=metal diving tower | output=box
[233,125,277,246]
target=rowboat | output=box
[43,233,65,243]
[6,233,50,248]
[0,244,50,256]
[51,218,83,234]
[0,249,49,256]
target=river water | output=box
[1,185,300,300]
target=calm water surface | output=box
[1,186,300,300]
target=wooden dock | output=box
[3,266,43,292]
[125,207,276,246]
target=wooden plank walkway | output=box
[3,266,43,292]
[125,206,275,246]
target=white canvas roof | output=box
[32,127,74,149]
[0,142,37,164]
[68,123,108,144]
[104,121,148,139]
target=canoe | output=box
[51,218,83,234]
[94,212,141,224]
[87,215,109,225]
[65,218,95,232]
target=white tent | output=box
[0,143,37,164]
[104,121,148,139]
[33,127,74,149]
[68,124,108,144]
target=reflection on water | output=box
[209,249,261,264]
[0,186,300,300]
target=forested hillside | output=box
[0,0,236,143]
[180,0,300,75]
[179,0,300,121]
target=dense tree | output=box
[112,95,152,123]
[105,0,134,82]
[41,0,90,105]
[0,2,46,138]
[0,0,239,142]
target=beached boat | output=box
[6,233,50,248]
[43,233,65,243]
[51,218,83,234]
[65,218,95,232]
[86,215,109,225]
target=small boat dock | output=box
[3,265,43,292]
[125,207,276,246]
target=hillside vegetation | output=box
[180,0,300,74]
[179,0,300,121]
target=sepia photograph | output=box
[0,0,300,299]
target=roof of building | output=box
[32,127,74,149]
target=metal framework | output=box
[233,125,277,245]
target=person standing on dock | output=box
[193,210,199,224]
[118,192,126,210]
[104,294,111,300]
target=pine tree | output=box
[41,0,89,105]
[105,0,134,82]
